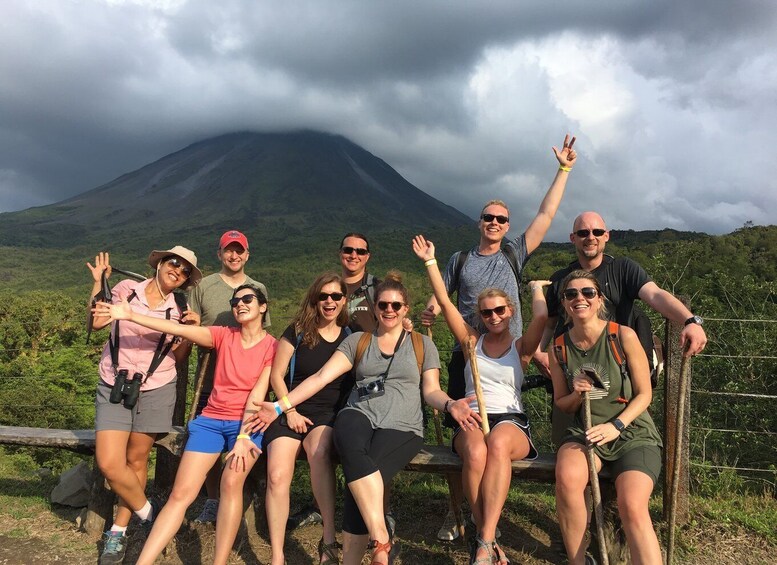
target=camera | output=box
[356,378,386,401]
[109,369,143,409]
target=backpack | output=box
[450,245,522,297]
[553,321,630,405]
[352,331,425,377]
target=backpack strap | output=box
[606,321,630,404]
[288,332,304,387]
[410,331,425,377]
[500,245,522,295]
[356,273,377,313]
[450,250,469,295]
[172,291,188,317]
[352,331,373,371]
[451,246,522,297]
[552,333,568,376]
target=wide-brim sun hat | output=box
[147,245,203,289]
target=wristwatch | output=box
[612,418,625,432]
[684,315,704,326]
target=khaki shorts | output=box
[94,379,176,434]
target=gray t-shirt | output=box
[188,273,271,328]
[338,332,441,437]
[443,233,530,338]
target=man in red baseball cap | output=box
[187,230,271,524]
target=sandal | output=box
[469,536,497,565]
[492,541,511,565]
[368,538,398,565]
[318,537,341,565]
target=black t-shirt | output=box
[281,324,353,415]
[345,273,380,333]
[547,255,651,336]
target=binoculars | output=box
[109,369,143,409]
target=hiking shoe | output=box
[385,511,396,539]
[437,509,460,541]
[194,498,218,524]
[286,505,323,531]
[467,513,501,539]
[99,530,126,564]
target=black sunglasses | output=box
[562,287,598,300]
[229,294,260,308]
[377,301,405,311]
[575,229,606,238]
[341,246,369,256]
[480,305,508,317]
[164,257,192,277]
[318,292,345,302]
[481,213,509,224]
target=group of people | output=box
[88,133,708,565]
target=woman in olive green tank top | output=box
[549,270,662,565]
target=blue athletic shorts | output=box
[185,415,263,453]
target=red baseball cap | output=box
[219,230,249,250]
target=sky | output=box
[1,0,775,241]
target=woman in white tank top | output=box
[414,235,549,565]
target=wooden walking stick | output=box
[582,369,609,565]
[428,327,465,540]
[188,349,212,423]
[666,349,691,564]
[465,336,490,436]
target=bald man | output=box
[539,211,707,444]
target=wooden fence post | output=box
[154,355,189,488]
[663,301,691,524]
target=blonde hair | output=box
[480,199,510,217]
[477,287,515,311]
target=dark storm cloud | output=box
[1,0,775,237]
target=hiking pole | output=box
[188,350,212,423]
[582,371,609,565]
[466,337,490,436]
[428,328,465,541]
[666,348,691,564]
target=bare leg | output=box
[344,471,389,564]
[453,428,487,528]
[265,437,301,565]
[204,458,222,499]
[303,426,338,555]
[95,430,155,527]
[135,451,220,565]
[556,443,599,565]
[342,532,369,565]
[212,450,261,565]
[615,471,662,565]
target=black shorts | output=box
[452,412,538,460]
[262,409,336,447]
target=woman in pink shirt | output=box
[95,283,277,565]
[88,247,202,564]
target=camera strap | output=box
[109,289,176,382]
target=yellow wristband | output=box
[236,434,251,440]
[424,258,437,267]
[559,165,572,172]
[280,395,292,411]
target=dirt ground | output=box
[0,491,773,565]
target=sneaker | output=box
[437,509,460,541]
[194,498,218,524]
[468,513,501,539]
[385,511,396,539]
[99,530,126,564]
[286,505,323,531]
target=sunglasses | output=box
[164,257,192,277]
[562,287,598,300]
[318,292,345,302]
[377,301,405,311]
[480,305,508,317]
[229,294,260,308]
[481,214,509,225]
[341,246,369,256]
[575,229,606,238]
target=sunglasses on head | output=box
[562,287,598,300]
[575,229,606,238]
[229,294,260,308]
[480,305,508,317]
[164,257,192,277]
[341,246,369,256]
[481,213,509,225]
[377,301,405,311]
[318,292,345,302]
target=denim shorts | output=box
[185,415,263,453]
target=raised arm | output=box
[518,280,551,359]
[413,235,475,346]
[93,298,212,347]
[87,252,113,331]
[524,133,577,254]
